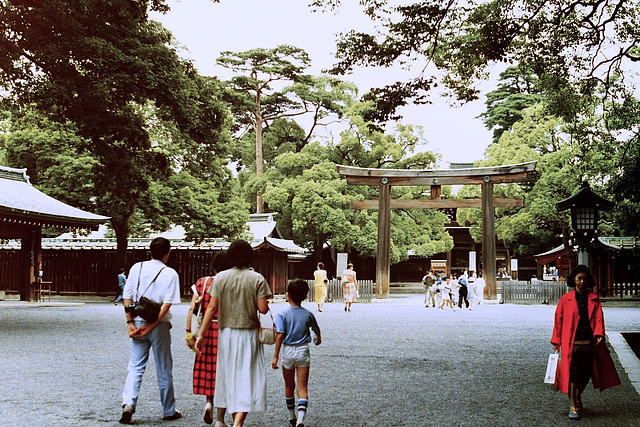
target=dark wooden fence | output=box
[304,279,375,303]
[501,280,569,305]
[0,247,286,297]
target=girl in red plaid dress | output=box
[186,251,231,426]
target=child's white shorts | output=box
[282,343,311,369]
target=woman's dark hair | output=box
[566,265,596,288]
[212,250,231,274]
[347,262,353,269]
[228,239,253,268]
[317,262,325,270]
[149,237,171,260]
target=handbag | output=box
[258,309,276,345]
[132,263,165,323]
[544,351,560,391]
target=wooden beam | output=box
[345,172,532,186]
[350,198,523,210]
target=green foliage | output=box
[3,109,99,212]
[478,66,544,143]
[318,0,640,126]
[260,104,451,264]
[0,1,236,264]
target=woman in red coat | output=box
[551,265,620,420]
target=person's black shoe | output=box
[163,411,182,421]
[119,405,134,424]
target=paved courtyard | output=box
[1,295,639,426]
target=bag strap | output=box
[203,276,213,294]
[258,309,275,327]
[135,262,166,301]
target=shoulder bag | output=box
[132,263,166,323]
[258,309,276,345]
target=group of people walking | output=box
[118,238,321,427]
[422,270,486,311]
[117,238,621,424]
[313,262,359,313]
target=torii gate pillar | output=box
[376,183,391,297]
[482,181,497,300]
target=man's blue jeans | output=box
[122,320,176,417]
[114,286,124,303]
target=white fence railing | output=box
[305,279,375,303]
[613,282,640,298]
[501,281,569,305]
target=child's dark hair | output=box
[287,278,309,304]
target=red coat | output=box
[550,290,620,394]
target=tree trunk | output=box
[255,108,264,213]
[111,217,130,270]
[313,240,324,269]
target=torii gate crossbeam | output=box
[337,161,537,300]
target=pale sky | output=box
[152,0,499,165]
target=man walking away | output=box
[119,237,182,424]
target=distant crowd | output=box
[421,270,486,311]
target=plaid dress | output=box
[193,276,218,396]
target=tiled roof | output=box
[1,237,309,256]
[0,165,109,229]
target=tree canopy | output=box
[218,45,357,212]
[0,0,238,266]
[314,0,640,125]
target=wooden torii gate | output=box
[337,161,537,300]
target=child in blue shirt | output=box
[272,279,322,427]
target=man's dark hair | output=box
[567,265,596,289]
[149,237,171,260]
[228,239,253,268]
[287,278,309,304]
[212,250,231,274]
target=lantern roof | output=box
[556,182,614,212]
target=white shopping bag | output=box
[544,352,559,391]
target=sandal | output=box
[203,403,213,424]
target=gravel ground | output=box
[0,295,639,427]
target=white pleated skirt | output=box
[214,328,267,413]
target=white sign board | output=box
[511,259,518,271]
[469,251,476,273]
[336,253,348,278]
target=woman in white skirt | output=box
[197,239,272,427]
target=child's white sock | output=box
[297,398,308,425]
[286,396,296,420]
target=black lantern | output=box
[556,182,613,267]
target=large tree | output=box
[315,0,640,125]
[262,102,453,266]
[0,0,231,266]
[478,66,544,144]
[218,46,357,212]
